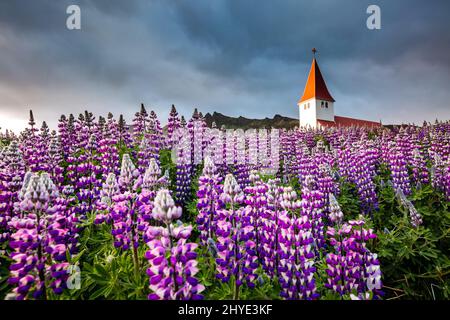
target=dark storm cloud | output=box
[1,0,450,132]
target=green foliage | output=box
[337,181,362,219]
[371,176,450,300]
[57,214,149,300]
[0,248,11,299]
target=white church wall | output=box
[298,97,317,128]
[315,99,335,122]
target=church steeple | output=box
[299,51,335,103]
[297,49,381,129]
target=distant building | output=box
[298,50,381,129]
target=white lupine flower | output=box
[143,158,161,190]
[100,173,119,206]
[119,154,139,188]
[329,194,344,224]
[221,174,243,203]
[152,189,182,223]
[202,156,216,177]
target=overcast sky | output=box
[1,0,450,132]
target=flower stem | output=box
[36,210,47,300]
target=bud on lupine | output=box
[118,154,139,190]
[329,194,343,224]
[95,173,119,224]
[152,189,182,223]
[100,173,119,206]
[142,158,161,191]
[221,174,244,204]
[19,174,49,212]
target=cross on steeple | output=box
[312,47,317,57]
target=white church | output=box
[298,49,381,129]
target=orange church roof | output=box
[299,58,335,103]
[317,116,381,128]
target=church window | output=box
[325,102,329,108]
[321,101,324,108]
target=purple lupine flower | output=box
[47,131,64,186]
[175,129,192,205]
[75,111,96,150]
[117,114,132,149]
[317,164,338,218]
[265,180,301,278]
[111,155,141,249]
[95,173,120,224]
[142,158,161,192]
[188,109,200,165]
[411,148,430,186]
[215,174,257,299]
[389,142,412,196]
[268,129,280,175]
[252,177,274,276]
[279,129,292,180]
[33,121,51,172]
[297,146,318,187]
[365,253,383,295]
[138,111,163,173]
[110,154,155,275]
[445,162,450,201]
[325,217,383,299]
[58,114,74,161]
[243,176,269,272]
[349,144,379,215]
[300,175,326,251]
[328,194,343,225]
[234,129,250,189]
[396,188,423,228]
[19,110,40,172]
[166,104,181,150]
[336,140,353,180]
[0,140,25,243]
[431,153,446,191]
[396,128,414,166]
[257,129,270,172]
[149,110,164,151]
[98,114,120,178]
[132,103,149,147]
[73,134,103,217]
[46,194,80,294]
[278,212,318,300]
[196,156,223,245]
[8,173,76,299]
[205,122,225,174]
[145,189,204,300]
[118,154,140,192]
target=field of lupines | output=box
[0,104,450,300]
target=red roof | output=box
[317,116,381,128]
[299,58,335,103]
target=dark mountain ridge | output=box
[203,112,298,130]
